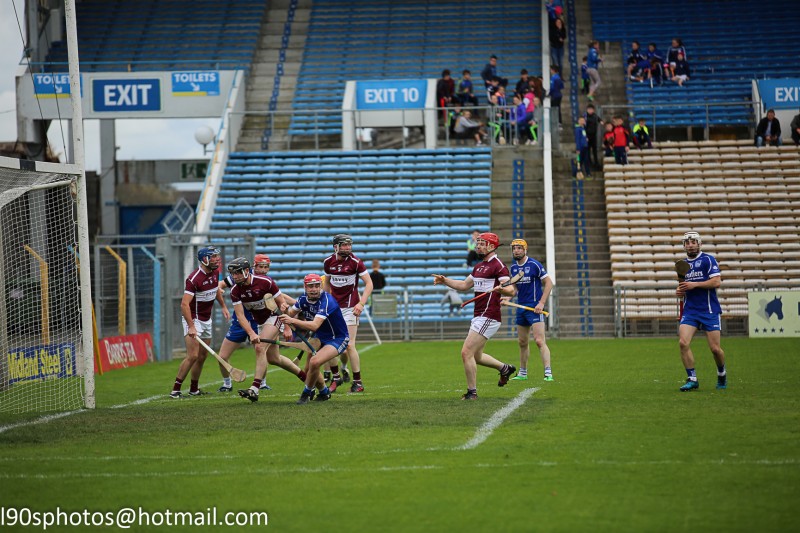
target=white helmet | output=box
[682,231,701,245]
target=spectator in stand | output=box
[437,69,455,111]
[456,69,479,107]
[369,259,387,292]
[545,0,563,21]
[648,57,665,87]
[481,55,499,90]
[646,42,664,64]
[667,38,687,78]
[454,110,487,146]
[612,116,631,165]
[466,230,481,266]
[441,288,464,316]
[580,56,590,95]
[755,109,782,147]
[791,109,800,146]
[530,97,543,145]
[515,69,530,98]
[584,104,603,170]
[549,17,566,70]
[532,76,545,101]
[549,65,564,127]
[672,52,691,86]
[626,41,645,80]
[586,40,603,101]
[602,122,615,158]
[486,76,501,104]
[633,117,653,149]
[510,94,530,145]
[575,116,591,178]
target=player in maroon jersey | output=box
[170,246,230,399]
[432,232,517,400]
[322,234,373,393]
[225,257,313,403]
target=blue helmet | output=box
[197,246,221,267]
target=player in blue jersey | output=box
[215,254,273,392]
[676,232,727,391]
[281,273,351,404]
[505,239,555,381]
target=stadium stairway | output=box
[238,0,312,152]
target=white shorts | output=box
[470,317,501,339]
[182,317,212,338]
[341,307,359,327]
[264,315,285,333]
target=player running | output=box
[282,274,350,404]
[432,232,517,400]
[505,239,555,381]
[216,253,273,393]
[322,233,373,393]
[226,257,310,403]
[170,246,230,398]
[676,231,727,391]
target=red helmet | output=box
[478,232,501,250]
[303,273,322,285]
[253,253,271,265]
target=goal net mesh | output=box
[0,160,86,415]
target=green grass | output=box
[1,337,799,532]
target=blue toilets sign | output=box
[33,72,81,98]
[356,80,427,110]
[171,71,220,96]
[93,79,161,112]
[757,79,800,110]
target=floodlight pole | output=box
[65,0,96,409]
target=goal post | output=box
[0,156,94,414]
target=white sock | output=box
[544,366,552,375]
[519,368,528,376]
[249,386,259,394]
[223,377,232,388]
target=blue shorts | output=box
[225,316,260,343]
[318,336,350,355]
[680,312,721,332]
[516,308,545,327]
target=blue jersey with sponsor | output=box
[293,291,349,341]
[510,257,548,306]
[680,252,722,315]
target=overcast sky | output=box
[1,0,217,170]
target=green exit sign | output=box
[181,162,208,180]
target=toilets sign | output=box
[92,79,161,112]
[171,71,220,96]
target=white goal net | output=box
[0,156,92,415]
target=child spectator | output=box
[532,76,545,100]
[584,104,603,170]
[612,116,631,165]
[648,58,664,87]
[436,69,455,109]
[549,17,566,70]
[515,69,530,98]
[626,41,645,80]
[646,42,664,64]
[486,76,501,104]
[549,65,565,126]
[530,97,543,145]
[481,55,498,89]
[632,118,653,149]
[580,56,590,95]
[574,116,591,178]
[667,38,687,78]
[586,40,603,101]
[456,69,479,107]
[672,53,690,86]
[510,94,530,144]
[602,122,615,158]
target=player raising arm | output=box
[282,274,350,404]
[433,232,517,400]
[675,231,727,392]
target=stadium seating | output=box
[46,0,265,71]
[289,0,542,136]
[210,147,492,319]
[590,0,800,126]
[603,140,800,318]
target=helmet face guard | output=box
[477,232,501,256]
[197,246,221,268]
[332,234,353,257]
[682,231,702,258]
[253,254,271,274]
[304,273,322,301]
[227,257,251,284]
[510,238,527,259]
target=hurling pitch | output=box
[1,337,798,532]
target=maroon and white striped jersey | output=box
[323,253,368,308]
[469,255,510,322]
[184,267,221,321]
[230,275,282,325]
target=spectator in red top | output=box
[612,116,631,165]
[437,69,455,120]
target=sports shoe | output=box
[259,382,272,391]
[329,377,343,393]
[680,379,699,392]
[296,389,316,405]
[314,390,332,402]
[716,374,727,390]
[511,374,528,381]
[218,385,232,392]
[238,388,259,402]
[350,381,364,393]
[498,365,516,387]
[461,391,478,400]
[544,375,554,382]
[169,391,182,399]
[188,389,208,396]
[342,368,351,383]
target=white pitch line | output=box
[457,387,539,450]
[0,410,83,435]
